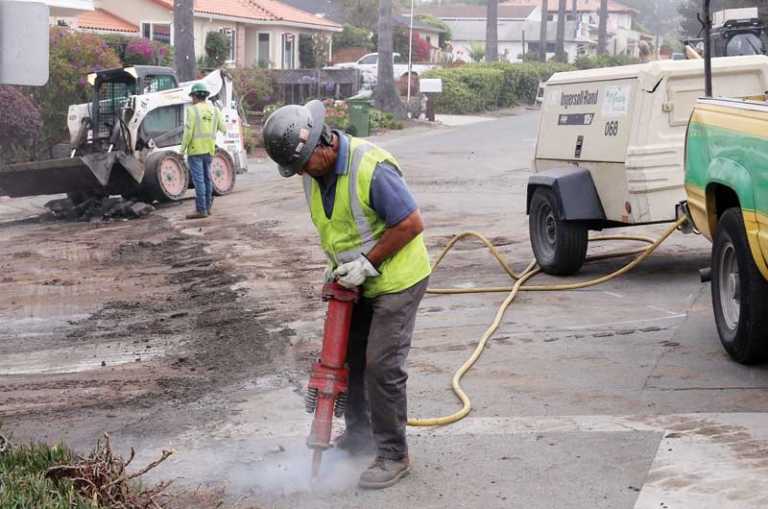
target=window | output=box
[258,33,270,67]
[141,22,172,45]
[282,33,295,69]
[142,74,177,94]
[220,28,236,62]
[141,105,184,147]
[359,54,378,65]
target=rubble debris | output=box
[44,196,156,222]
[45,433,173,509]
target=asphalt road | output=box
[3,110,768,508]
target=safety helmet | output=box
[190,83,210,98]
[263,100,326,177]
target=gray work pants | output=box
[344,277,429,460]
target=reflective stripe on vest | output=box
[302,142,377,265]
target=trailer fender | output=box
[526,167,605,221]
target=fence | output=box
[272,69,361,105]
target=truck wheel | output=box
[711,208,768,364]
[529,187,588,275]
[211,149,236,196]
[141,152,189,203]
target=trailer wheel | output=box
[211,149,236,196]
[141,152,189,202]
[711,208,768,364]
[529,187,588,275]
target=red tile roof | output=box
[77,8,139,33]
[150,0,340,29]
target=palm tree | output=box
[486,0,498,62]
[538,0,548,62]
[374,0,405,118]
[173,0,196,81]
[597,0,608,56]
[555,0,567,62]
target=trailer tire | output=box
[711,208,768,364]
[141,152,189,203]
[211,149,236,196]
[529,187,588,275]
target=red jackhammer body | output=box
[305,282,359,477]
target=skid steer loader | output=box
[0,65,248,203]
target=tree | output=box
[341,0,379,31]
[174,0,196,81]
[486,0,498,62]
[205,31,230,68]
[598,0,608,55]
[374,0,405,118]
[539,0,548,62]
[555,0,567,62]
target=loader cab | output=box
[684,18,767,58]
[87,66,178,146]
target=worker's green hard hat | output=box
[190,83,209,98]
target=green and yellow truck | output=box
[684,1,768,364]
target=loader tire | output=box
[711,208,768,364]
[211,149,236,196]
[140,152,189,203]
[529,187,588,276]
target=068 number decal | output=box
[604,121,619,136]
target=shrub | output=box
[230,66,276,113]
[574,54,640,70]
[422,66,503,113]
[323,99,350,131]
[242,125,263,153]
[0,86,43,163]
[370,108,403,130]
[486,62,574,106]
[103,34,172,66]
[394,28,431,62]
[30,28,122,151]
[205,31,230,68]
[333,24,374,51]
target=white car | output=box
[327,52,436,88]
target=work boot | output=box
[333,431,376,456]
[185,211,208,220]
[358,456,411,490]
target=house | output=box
[414,4,586,63]
[502,0,652,58]
[63,0,342,69]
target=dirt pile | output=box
[45,196,155,222]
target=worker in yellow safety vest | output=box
[263,100,431,490]
[181,82,225,219]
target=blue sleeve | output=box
[369,162,418,227]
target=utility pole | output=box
[538,0,548,62]
[174,0,197,81]
[597,0,608,56]
[486,0,499,62]
[555,0,567,62]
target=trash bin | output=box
[347,98,371,137]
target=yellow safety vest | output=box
[304,136,431,298]
[182,102,223,156]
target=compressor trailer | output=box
[528,55,768,275]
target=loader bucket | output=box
[0,152,144,198]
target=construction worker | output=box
[181,82,225,219]
[263,100,431,489]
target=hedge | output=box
[421,66,504,114]
[423,62,574,114]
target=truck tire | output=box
[529,187,588,275]
[141,152,189,203]
[211,149,236,196]
[711,207,768,364]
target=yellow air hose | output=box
[407,216,688,427]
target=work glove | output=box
[333,255,380,289]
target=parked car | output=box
[327,52,436,89]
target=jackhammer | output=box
[304,282,359,478]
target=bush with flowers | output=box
[30,28,122,152]
[0,86,42,164]
[322,99,350,131]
